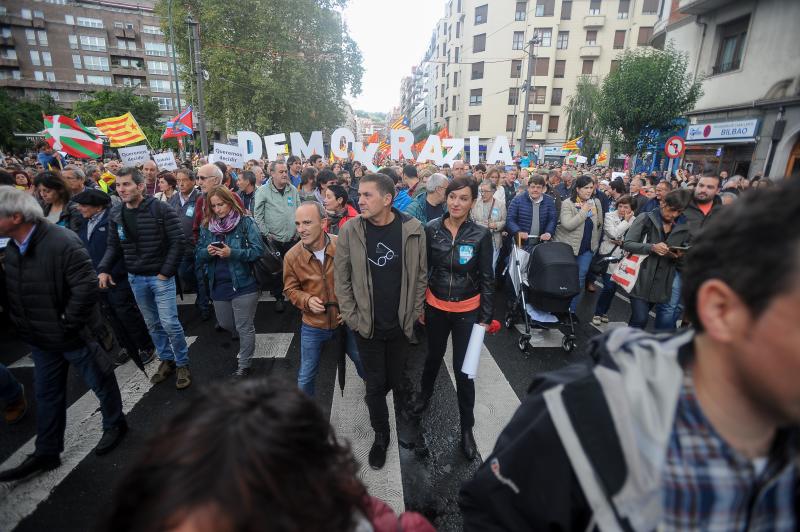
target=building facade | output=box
[653,0,800,179]
[410,0,658,160]
[0,0,183,119]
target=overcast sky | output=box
[343,0,444,113]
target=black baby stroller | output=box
[504,236,579,353]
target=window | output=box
[153,97,174,110]
[474,4,488,25]
[472,61,484,80]
[33,10,44,18]
[534,57,549,76]
[46,0,67,4]
[68,35,78,49]
[528,113,543,132]
[468,114,481,131]
[118,38,136,50]
[0,48,16,59]
[30,50,41,66]
[714,16,749,74]
[145,42,168,56]
[508,87,519,105]
[586,30,597,45]
[447,50,451,64]
[516,2,527,20]
[551,88,563,105]
[77,17,104,28]
[446,72,450,88]
[143,25,164,35]
[0,69,21,80]
[535,28,552,47]
[0,27,11,38]
[50,91,60,101]
[582,59,594,75]
[506,115,517,132]
[150,79,171,93]
[114,22,124,28]
[589,0,602,15]
[557,31,569,49]
[445,98,448,113]
[440,104,444,117]
[530,86,546,105]
[34,71,44,81]
[637,26,653,46]
[148,61,170,75]
[618,0,630,18]
[512,31,525,50]
[470,88,483,105]
[72,55,82,68]
[452,95,457,111]
[45,71,55,82]
[453,71,459,87]
[84,55,110,71]
[535,0,555,17]
[65,15,74,25]
[610,60,620,72]
[42,51,52,67]
[120,76,141,87]
[75,73,85,84]
[455,47,459,63]
[473,33,486,52]
[561,0,572,19]
[511,59,522,78]
[25,29,36,45]
[548,115,559,133]
[21,9,32,20]
[87,75,112,86]
[642,0,659,14]
[555,59,566,78]
[80,35,107,52]
[37,30,48,46]
[613,30,626,49]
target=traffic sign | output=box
[665,136,686,159]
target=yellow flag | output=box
[95,112,147,147]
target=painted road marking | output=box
[254,333,293,358]
[177,293,275,305]
[330,358,404,514]
[9,354,34,369]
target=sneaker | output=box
[368,432,390,470]
[113,348,130,366]
[592,316,602,326]
[95,419,128,456]
[274,299,285,313]
[231,367,250,379]
[139,348,155,365]
[601,315,609,323]
[175,366,192,390]
[0,453,60,482]
[150,360,176,384]
[4,387,27,425]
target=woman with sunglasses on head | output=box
[409,177,494,460]
[196,186,265,378]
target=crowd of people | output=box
[0,139,797,530]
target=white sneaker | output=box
[592,316,602,326]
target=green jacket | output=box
[253,179,299,242]
[334,209,427,341]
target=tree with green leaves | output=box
[72,88,165,147]
[156,0,363,137]
[0,90,66,152]
[563,76,605,161]
[599,44,703,157]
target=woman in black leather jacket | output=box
[411,177,494,460]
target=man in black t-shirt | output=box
[334,173,427,470]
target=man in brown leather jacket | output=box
[283,201,364,397]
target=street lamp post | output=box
[168,0,182,116]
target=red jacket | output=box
[323,204,359,235]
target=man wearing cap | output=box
[73,189,154,366]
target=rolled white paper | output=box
[461,323,486,380]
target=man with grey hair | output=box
[62,164,89,196]
[452,159,467,180]
[404,172,449,224]
[142,159,159,196]
[0,187,127,482]
[254,160,299,312]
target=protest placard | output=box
[213,142,244,168]
[153,150,178,171]
[118,145,150,167]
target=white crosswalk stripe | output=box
[8,354,34,369]
[177,292,275,305]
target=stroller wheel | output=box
[562,336,576,353]
[505,315,515,329]
[518,335,530,353]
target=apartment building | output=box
[0,0,183,118]
[417,0,658,160]
[653,0,800,179]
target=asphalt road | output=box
[0,281,635,531]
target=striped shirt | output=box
[661,369,798,531]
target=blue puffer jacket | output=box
[196,215,265,293]
[506,193,558,238]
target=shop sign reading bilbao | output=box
[686,119,759,142]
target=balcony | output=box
[111,65,146,77]
[0,57,19,67]
[580,45,601,57]
[583,15,606,28]
[0,35,14,46]
[113,27,138,39]
[111,48,145,59]
[678,0,733,15]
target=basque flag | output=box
[162,106,194,139]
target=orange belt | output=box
[425,288,481,313]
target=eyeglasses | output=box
[479,189,492,193]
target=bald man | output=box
[452,160,467,180]
[283,202,364,396]
[142,160,159,196]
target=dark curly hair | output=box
[99,378,368,532]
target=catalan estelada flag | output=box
[94,112,147,147]
[390,115,410,130]
[562,136,583,151]
[597,150,608,164]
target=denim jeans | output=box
[629,297,655,329]
[570,250,595,313]
[654,272,682,331]
[128,274,190,367]
[594,273,618,317]
[299,323,365,396]
[214,291,259,370]
[0,363,23,404]
[178,255,210,311]
[101,278,153,355]
[31,343,124,456]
